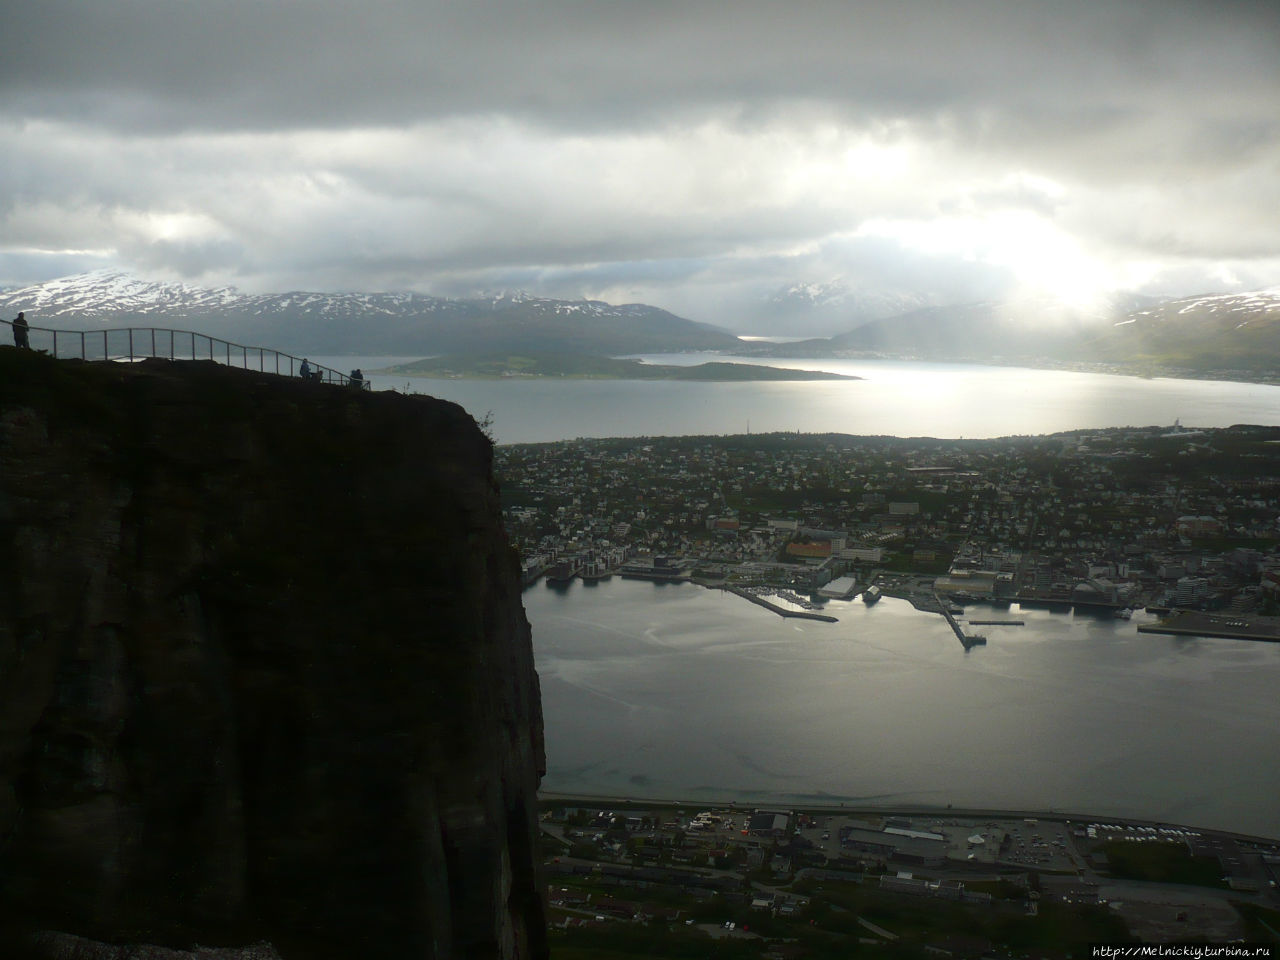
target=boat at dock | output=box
[545,560,581,584]
[862,585,882,604]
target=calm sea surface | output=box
[526,580,1280,838]
[336,354,1280,444]
[324,355,1280,834]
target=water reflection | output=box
[526,578,1280,837]
[384,357,1280,443]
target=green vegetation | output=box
[546,876,1133,959]
[550,924,764,960]
[1099,840,1228,888]
[1232,901,1280,943]
[881,551,951,575]
[378,353,858,381]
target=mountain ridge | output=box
[5,272,1280,377]
[0,270,743,357]
[738,288,1280,377]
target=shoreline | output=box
[550,573,1280,645]
[536,791,1280,846]
[720,585,838,622]
[378,354,1280,388]
[526,578,1279,846]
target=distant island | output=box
[376,353,860,381]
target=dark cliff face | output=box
[0,350,547,960]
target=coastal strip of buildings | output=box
[500,426,1280,639]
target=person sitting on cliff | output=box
[300,358,312,380]
[12,311,29,349]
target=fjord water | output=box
[526,579,1280,838]
[348,355,1280,444]
[336,355,1280,834]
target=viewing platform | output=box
[2,317,370,389]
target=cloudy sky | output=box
[3,0,1279,331]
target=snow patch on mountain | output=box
[1131,288,1280,319]
[769,279,937,318]
[0,270,743,355]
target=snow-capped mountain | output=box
[1095,287,1280,374]
[0,271,742,356]
[1118,288,1280,327]
[739,285,1280,374]
[770,280,934,315]
[754,279,940,337]
[4,271,244,318]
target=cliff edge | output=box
[0,349,547,959]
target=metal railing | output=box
[2,318,371,389]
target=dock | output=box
[965,620,1024,626]
[619,565,691,582]
[1137,610,1280,643]
[934,590,986,649]
[725,587,838,622]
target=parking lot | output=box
[793,813,1085,874]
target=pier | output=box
[725,587,838,623]
[966,620,1024,626]
[934,590,986,649]
[1137,610,1280,643]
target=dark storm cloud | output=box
[7,0,1277,145]
[3,0,1279,321]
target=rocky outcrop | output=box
[0,349,547,959]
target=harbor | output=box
[530,560,1280,647]
[1137,610,1280,642]
[723,586,839,622]
[526,576,1280,841]
[934,588,986,650]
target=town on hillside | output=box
[496,424,1280,640]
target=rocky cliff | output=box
[0,349,547,959]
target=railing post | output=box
[27,324,376,393]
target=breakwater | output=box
[934,589,986,649]
[1138,610,1280,643]
[724,586,839,622]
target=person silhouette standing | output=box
[12,312,29,349]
